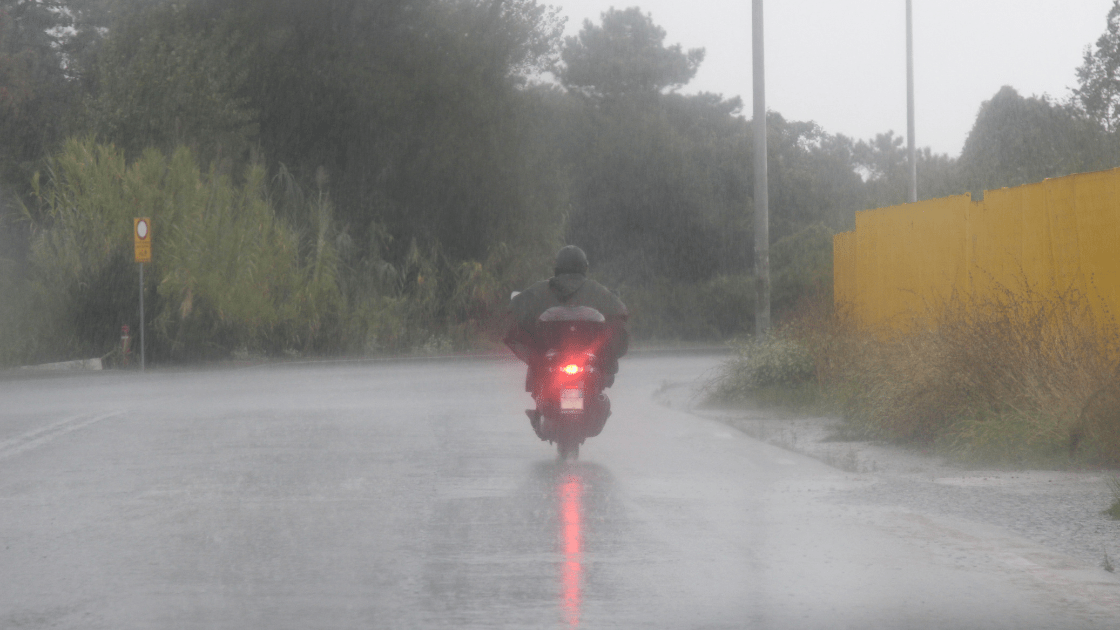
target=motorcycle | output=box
[528,305,612,460]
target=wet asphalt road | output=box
[1,354,1118,629]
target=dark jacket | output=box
[505,273,629,373]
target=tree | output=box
[1,0,113,266]
[558,7,704,102]
[2,1,73,190]
[0,0,113,163]
[565,91,750,284]
[849,131,960,209]
[87,2,258,164]
[83,0,568,267]
[556,9,750,285]
[960,86,1109,192]
[764,114,863,239]
[1074,0,1120,132]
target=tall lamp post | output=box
[907,0,917,203]
[753,0,770,337]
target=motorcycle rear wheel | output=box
[557,440,579,461]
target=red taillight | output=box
[562,364,581,375]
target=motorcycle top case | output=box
[535,306,608,353]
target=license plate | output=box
[560,388,584,411]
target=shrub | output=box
[770,223,834,315]
[24,139,324,360]
[16,139,422,362]
[1077,382,1120,468]
[1105,477,1120,520]
[930,282,1119,464]
[742,335,816,388]
[617,224,835,344]
[707,276,1120,467]
[0,258,36,365]
[708,331,815,402]
[820,280,1120,464]
[5,138,560,365]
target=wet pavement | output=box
[1,354,1118,628]
[698,398,1120,573]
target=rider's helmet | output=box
[554,245,589,276]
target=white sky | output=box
[549,0,1117,157]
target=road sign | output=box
[134,218,151,263]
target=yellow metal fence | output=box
[834,168,1120,333]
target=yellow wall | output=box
[834,168,1120,333]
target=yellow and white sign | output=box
[134,217,151,263]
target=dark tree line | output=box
[3,0,1120,362]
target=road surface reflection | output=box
[558,467,584,626]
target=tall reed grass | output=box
[0,139,550,365]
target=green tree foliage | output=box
[82,0,568,263]
[769,222,834,313]
[564,91,750,284]
[959,86,1109,191]
[0,0,113,269]
[554,9,921,337]
[87,2,258,164]
[558,10,747,287]
[1,1,70,181]
[0,0,111,180]
[764,114,864,238]
[76,0,569,340]
[209,0,568,266]
[1074,0,1120,133]
[1,0,74,259]
[559,6,704,102]
[853,131,959,209]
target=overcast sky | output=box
[550,0,1117,157]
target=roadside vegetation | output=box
[1106,478,1120,520]
[708,282,1120,470]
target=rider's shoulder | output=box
[583,278,612,291]
[585,278,621,298]
[511,279,550,313]
[519,279,551,298]
[581,279,627,313]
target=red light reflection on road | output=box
[559,471,584,626]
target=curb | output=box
[20,358,104,372]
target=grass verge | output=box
[1106,478,1120,520]
[707,281,1120,470]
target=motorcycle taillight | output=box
[561,364,581,375]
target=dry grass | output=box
[1105,478,1120,520]
[925,282,1120,465]
[714,280,1120,468]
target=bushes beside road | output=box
[3,139,527,365]
[709,283,1120,468]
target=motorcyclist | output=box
[505,245,629,439]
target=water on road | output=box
[0,354,1117,628]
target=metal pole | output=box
[139,262,145,372]
[752,0,770,337]
[906,0,917,203]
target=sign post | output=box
[134,218,151,371]
[120,325,131,367]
